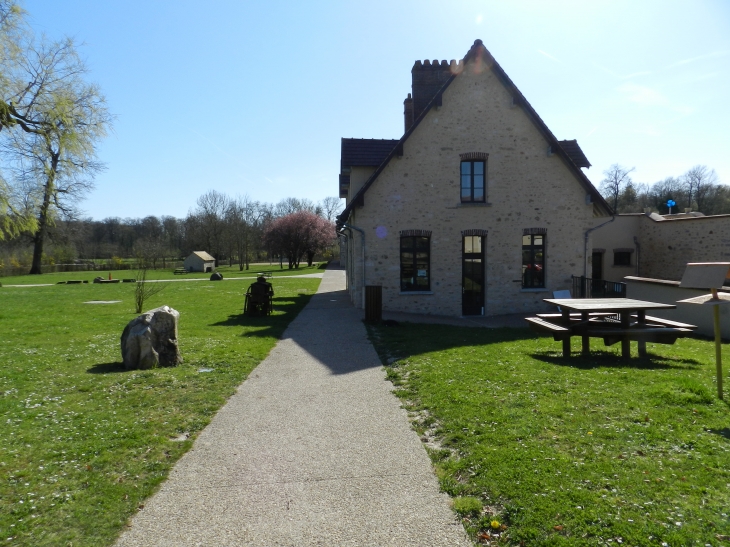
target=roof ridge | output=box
[337,40,611,227]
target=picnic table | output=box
[526,298,697,359]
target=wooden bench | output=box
[586,327,693,347]
[526,317,570,340]
[174,268,187,275]
[536,312,617,322]
[631,314,698,330]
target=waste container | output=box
[365,285,382,322]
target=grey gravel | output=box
[115,265,470,547]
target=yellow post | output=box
[711,288,723,400]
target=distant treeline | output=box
[600,164,730,215]
[0,192,343,275]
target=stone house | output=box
[183,251,216,273]
[337,40,611,317]
[590,211,730,284]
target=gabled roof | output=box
[559,139,591,168]
[341,138,399,171]
[190,251,215,261]
[337,40,611,228]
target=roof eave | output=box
[337,74,458,230]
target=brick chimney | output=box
[403,93,413,133]
[406,59,453,131]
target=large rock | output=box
[121,305,183,370]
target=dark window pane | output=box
[461,162,471,175]
[401,236,430,291]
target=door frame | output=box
[462,235,485,316]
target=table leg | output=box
[562,308,571,357]
[637,310,647,357]
[621,311,630,359]
[581,311,589,356]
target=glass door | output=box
[462,236,485,315]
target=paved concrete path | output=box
[116,266,470,547]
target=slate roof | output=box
[559,139,591,168]
[341,139,399,171]
[337,40,611,228]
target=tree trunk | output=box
[29,156,58,275]
[307,251,314,267]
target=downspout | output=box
[337,232,349,290]
[342,222,366,309]
[583,216,616,277]
[633,236,640,277]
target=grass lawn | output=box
[0,262,327,285]
[367,323,730,546]
[0,274,321,546]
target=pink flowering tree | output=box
[263,211,335,269]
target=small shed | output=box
[184,251,216,273]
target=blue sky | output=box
[23,0,730,220]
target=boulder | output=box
[121,305,183,370]
[210,272,223,281]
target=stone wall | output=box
[624,276,730,340]
[639,215,730,281]
[592,213,730,283]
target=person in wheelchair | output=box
[244,276,274,315]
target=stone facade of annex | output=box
[591,212,730,284]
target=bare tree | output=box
[682,165,718,213]
[227,195,267,270]
[133,265,166,314]
[275,197,321,217]
[320,196,344,222]
[599,164,635,213]
[188,190,229,265]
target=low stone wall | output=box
[624,276,730,340]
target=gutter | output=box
[341,222,366,308]
[337,233,349,290]
[583,216,615,277]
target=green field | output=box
[368,323,730,546]
[0,274,321,546]
[0,262,326,285]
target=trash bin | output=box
[365,285,382,322]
